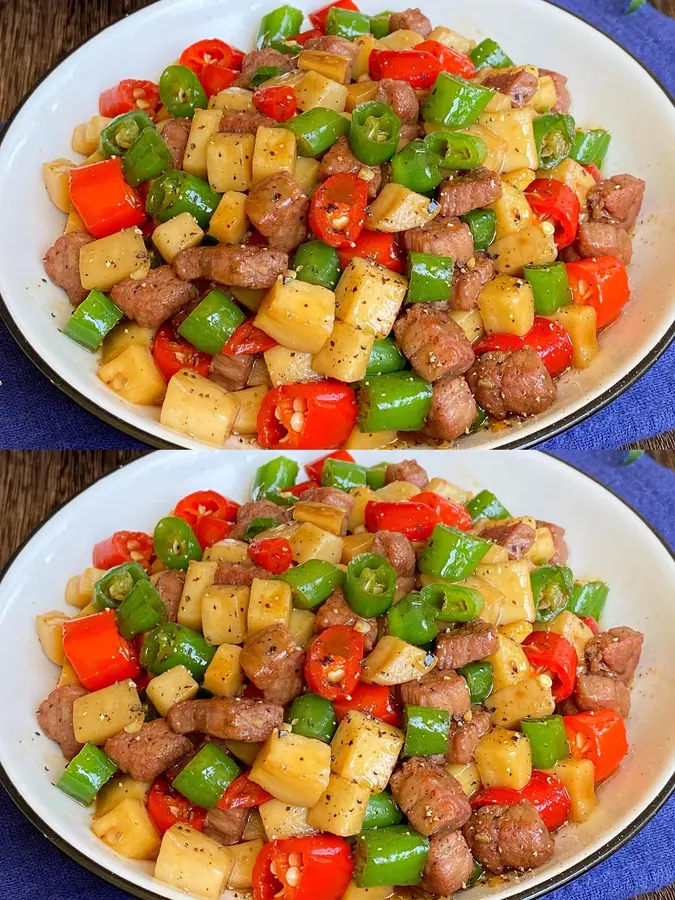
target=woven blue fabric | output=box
[1,0,674,449]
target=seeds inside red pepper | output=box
[309,173,368,249]
[305,625,364,700]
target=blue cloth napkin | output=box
[2,449,674,900]
[1,0,674,450]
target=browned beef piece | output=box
[463,801,554,874]
[573,673,631,718]
[399,670,471,718]
[482,70,538,107]
[539,68,570,114]
[375,79,419,122]
[403,216,474,265]
[372,531,415,575]
[209,352,254,392]
[43,233,94,306]
[575,221,632,266]
[318,137,381,199]
[450,253,494,311]
[438,168,503,218]
[466,348,557,420]
[447,707,491,764]
[298,487,355,518]
[158,117,191,168]
[304,35,359,60]
[104,719,192,782]
[436,621,499,670]
[204,807,249,846]
[389,7,432,35]
[230,499,288,541]
[240,624,305,705]
[168,698,283,741]
[37,685,88,761]
[423,376,478,443]
[390,757,472,836]
[236,49,294,89]
[585,627,644,684]
[397,574,416,595]
[588,174,645,231]
[245,173,309,252]
[536,520,568,565]
[155,570,186,622]
[385,459,428,489]
[421,830,475,895]
[315,589,378,652]
[480,521,536,559]
[219,110,276,134]
[394,304,475,382]
[214,561,272,585]
[399,122,421,146]
[110,266,199,328]
[173,246,288,289]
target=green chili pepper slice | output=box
[280,560,345,609]
[99,110,155,159]
[93,561,149,610]
[56,743,117,806]
[244,518,279,541]
[122,127,173,186]
[524,262,572,315]
[466,489,511,522]
[252,456,299,501]
[283,108,350,156]
[289,693,338,743]
[387,591,440,646]
[521,715,570,769]
[457,661,494,704]
[178,289,246,355]
[370,11,392,38]
[403,706,450,757]
[172,743,241,808]
[470,38,514,71]
[421,583,485,622]
[321,458,367,491]
[293,240,342,289]
[349,101,401,166]
[570,129,611,167]
[406,252,454,303]
[566,581,609,619]
[141,622,216,679]
[250,66,286,89]
[533,113,576,170]
[424,131,487,170]
[325,6,371,39]
[159,65,208,118]
[345,553,397,617]
[146,169,221,228]
[63,289,124,352]
[362,790,402,828]
[418,525,491,581]
[390,139,443,193]
[358,371,433,433]
[366,338,407,376]
[154,516,202,570]
[467,860,486,887]
[531,565,574,622]
[460,208,497,253]
[116,579,167,639]
[354,825,429,888]
[365,461,388,491]
[258,5,304,50]
[422,73,494,128]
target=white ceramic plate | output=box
[0,0,674,448]
[0,450,673,900]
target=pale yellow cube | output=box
[206,133,255,192]
[204,540,249,564]
[489,225,557,277]
[290,608,317,647]
[250,729,331,807]
[341,533,375,563]
[347,486,377,532]
[177,559,218,630]
[366,183,439,233]
[98,345,166,406]
[375,481,420,502]
[201,584,249,645]
[352,35,382,79]
[345,427,398,450]
[160,369,238,445]
[335,258,407,338]
[534,610,594,661]
[296,70,348,112]
[146,665,199,717]
[95,775,150,818]
[475,726,532,790]
[446,761,482,798]
[476,560,536,624]
[293,502,346,536]
[543,758,596,822]
[72,680,143,745]
[362,635,437,685]
[58,658,83,688]
[152,212,204,263]
[550,305,599,370]
[313,320,375,382]
[449,308,485,344]
[294,156,321,194]
[545,157,597,206]
[43,158,75,212]
[208,192,249,245]
[307,774,371,836]
[36,611,68,665]
[259,800,318,839]
[247,578,293,635]
[155,824,234,899]
[331,711,403,792]
[299,49,352,84]
[71,115,111,156]
[264,345,322,386]
[209,87,254,111]
[486,634,532,691]
[499,620,534,644]
[490,182,533,239]
[183,108,223,177]
[256,277,335,354]
[228,839,264,890]
[92,798,160,860]
[232,384,269,435]
[80,228,149,292]
[289,522,343,565]
[343,883,395,900]
[479,109,538,172]
[477,274,535,337]
[487,676,556,728]
[252,127,297,182]
[203,644,244,697]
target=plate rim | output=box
[0,449,674,900]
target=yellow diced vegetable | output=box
[490,224,558,276]
[204,540,248,563]
[177,559,218,629]
[526,527,556,565]
[294,156,321,193]
[65,567,105,608]
[313,319,375,382]
[530,76,557,113]
[36,611,67,665]
[100,323,156,365]
[477,274,535,337]
[376,481,422,502]
[264,344,322,386]
[206,133,255,192]
[228,839,264,890]
[289,522,344,565]
[231,384,268,435]
[160,369,238,445]
[343,885,394,900]
[248,578,293,634]
[98,345,165,406]
[477,560,536,625]
[183,109,223,177]
[155,824,233,899]
[335,257,407,337]
[296,70,348,112]
[152,212,204,263]
[501,168,537,192]
[341,533,375,563]
[307,774,371,836]
[226,741,261,768]
[379,29,424,49]
[58,658,83,688]
[499,620,534,644]
[348,486,377,531]
[290,608,317,647]
[482,544,510,565]
[550,305,599,369]
[92,798,160,860]
[366,183,439,233]
[201,584,249,645]
[345,427,398,450]
[543,758,596,822]
[479,109,538,172]
[64,207,88,234]
[252,127,297,182]
[448,308,485,344]
[80,228,149,291]
[146,664,199,717]
[424,477,472,506]
[362,636,437,685]
[259,800,318,839]
[534,610,594,660]
[446,761,482,798]
[351,34,381,78]
[71,115,111,156]
[346,81,379,112]
[251,729,331,807]
[72,680,143,744]
[203,644,244,697]
[490,182,533,239]
[331,711,403,791]
[255,276,335,354]
[43,159,75,212]
[293,502,346,536]
[208,191,249,244]
[427,26,473,53]
[475,726,532,790]
[95,775,150,818]
[484,91,512,113]
[486,634,532,691]
[299,50,351,84]
[544,157,597,206]
[487,676,556,728]
[209,87,254,111]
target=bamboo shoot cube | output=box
[352,35,381,80]
[95,775,150,818]
[146,665,199,717]
[366,184,439,233]
[484,91,512,112]
[92,798,160,859]
[448,308,485,344]
[424,477,472,506]
[378,29,424,49]
[346,81,379,112]
[375,481,420,501]
[345,427,398,450]
[250,729,331,807]
[294,156,321,193]
[231,384,269,435]
[544,157,597,206]
[264,345,322,386]
[208,191,249,244]
[533,610,594,660]
[486,634,531,691]
[479,109,538,172]
[475,727,532,790]
[499,621,534,644]
[228,839,264,890]
[43,159,75,212]
[71,115,111,156]
[293,502,347,536]
[290,608,317,647]
[160,369,238,445]
[98,345,166,405]
[201,585,249,645]
[525,527,556,565]
[177,559,218,629]
[101,323,157,365]
[477,274,535,336]
[36,611,68,665]
[152,212,204,263]
[226,741,261,768]
[341,533,375,563]
[155,824,234,899]
[231,286,267,313]
[550,305,599,369]
[80,228,149,291]
[490,182,533,239]
[543,759,596,822]
[203,644,244,697]
[288,522,343,565]
[361,636,437,686]
[335,258,407,337]
[343,883,395,900]
[501,168,537,192]
[64,207,88,234]
[206,133,255,192]
[307,774,371,836]
[296,71,348,112]
[209,88,254,111]
[529,76,558,113]
[256,277,335,354]
[203,540,249,563]
[58,658,83,688]
[248,578,293,634]
[313,320,375,382]
[489,225,557,276]
[252,126,297,182]
[183,109,223,177]
[259,800,318,839]
[299,50,351,84]
[72,680,143,744]
[446,762,482,798]
[331,711,403,791]
[347,486,377,531]
[427,26,473,54]
[486,676,555,728]
[478,560,536,621]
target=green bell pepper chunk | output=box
[173,743,241,808]
[326,6,371,39]
[570,129,611,167]
[322,458,367,491]
[99,110,154,158]
[460,208,497,253]
[531,565,574,622]
[293,240,342,289]
[406,251,454,303]
[387,591,440,646]
[422,72,494,128]
[252,456,299,501]
[533,113,576,171]
[422,582,484,622]
[345,553,397,617]
[524,262,572,315]
[160,65,208,118]
[141,622,216,679]
[566,581,609,619]
[365,461,388,490]
[467,860,486,887]
[280,559,345,609]
[146,169,221,228]
[366,338,407,376]
[370,11,392,38]
[63,289,124,352]
[93,561,149,610]
[418,525,491,581]
[116,579,167,639]
[154,516,202,570]
[283,108,350,156]
[470,38,514,71]
[178,288,246,355]
[457,661,494,704]
[390,139,443,193]
[424,130,488,170]
[362,790,402,828]
[358,371,433,433]
[56,743,117,806]
[244,518,279,541]
[521,714,570,769]
[250,66,286,89]
[289,693,338,742]
[354,825,429,887]
[404,705,450,757]
[472,406,489,432]
[122,126,172,186]
[349,101,401,165]
[258,5,304,49]
[466,489,511,522]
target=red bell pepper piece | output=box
[253,834,354,900]
[415,40,476,79]
[152,322,212,381]
[471,770,571,832]
[309,0,360,30]
[564,709,628,782]
[200,63,239,98]
[248,537,293,574]
[179,39,244,77]
[365,500,440,541]
[257,382,358,450]
[68,158,146,239]
[369,50,442,90]
[93,530,154,570]
[292,28,324,44]
[522,631,578,702]
[223,319,279,355]
[333,683,401,727]
[147,777,207,834]
[309,173,368,249]
[525,179,581,250]
[286,479,321,497]
[217,773,273,810]
[584,163,602,183]
[99,79,160,118]
[582,615,600,635]
[174,490,239,527]
[253,85,298,122]
[474,316,574,378]
[62,609,141,691]
[305,450,355,482]
[337,230,405,273]
[194,515,233,549]
[305,625,364,701]
[566,256,630,329]
[415,492,473,531]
